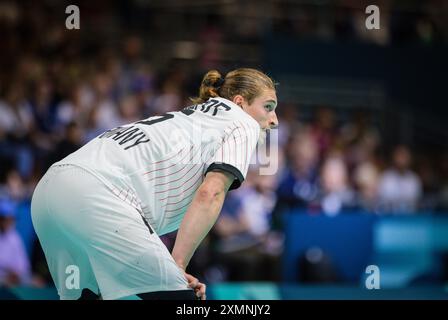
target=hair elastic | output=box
[214,77,225,88]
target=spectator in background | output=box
[84,71,121,141]
[120,35,146,90]
[0,81,34,138]
[29,77,59,137]
[276,103,301,148]
[44,122,83,170]
[211,168,281,282]
[56,81,93,129]
[353,160,381,212]
[2,170,30,202]
[377,145,422,213]
[275,126,320,213]
[236,168,278,238]
[130,64,155,118]
[151,70,185,115]
[28,76,61,172]
[0,81,35,179]
[198,13,225,71]
[310,106,338,160]
[318,153,356,216]
[340,110,381,172]
[117,94,142,124]
[0,198,31,287]
[416,154,440,210]
[0,169,36,257]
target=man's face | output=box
[234,89,279,144]
[243,89,279,130]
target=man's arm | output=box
[172,170,234,270]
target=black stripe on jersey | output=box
[205,162,244,190]
[136,208,154,234]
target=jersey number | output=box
[135,109,194,126]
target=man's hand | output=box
[184,272,206,300]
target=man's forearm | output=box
[172,188,226,270]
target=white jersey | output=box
[55,97,260,235]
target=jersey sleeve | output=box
[205,120,260,190]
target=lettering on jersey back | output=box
[185,99,231,116]
[99,125,150,150]
[98,100,229,151]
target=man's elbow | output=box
[197,170,235,202]
[196,184,226,202]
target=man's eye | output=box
[265,105,273,111]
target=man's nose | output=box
[269,112,279,129]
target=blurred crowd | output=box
[1,0,448,287]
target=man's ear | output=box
[232,95,244,107]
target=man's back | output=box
[56,97,260,234]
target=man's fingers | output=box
[194,283,206,300]
[183,272,206,299]
[184,273,199,288]
[188,278,199,289]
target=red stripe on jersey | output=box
[143,145,191,175]
[153,146,213,197]
[164,199,193,213]
[146,145,196,180]
[164,184,200,206]
[156,167,203,197]
[143,146,187,172]
[153,162,198,187]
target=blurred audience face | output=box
[6,170,26,200]
[289,128,318,173]
[6,83,25,106]
[278,103,299,124]
[254,173,278,194]
[66,123,83,144]
[315,107,335,130]
[123,35,143,60]
[119,95,140,122]
[321,155,348,193]
[392,145,412,171]
[0,216,15,234]
[354,161,379,200]
[69,84,84,106]
[35,78,53,105]
[93,73,113,98]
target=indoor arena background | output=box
[1,0,448,300]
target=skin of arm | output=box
[171,170,234,270]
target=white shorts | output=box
[31,164,189,300]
